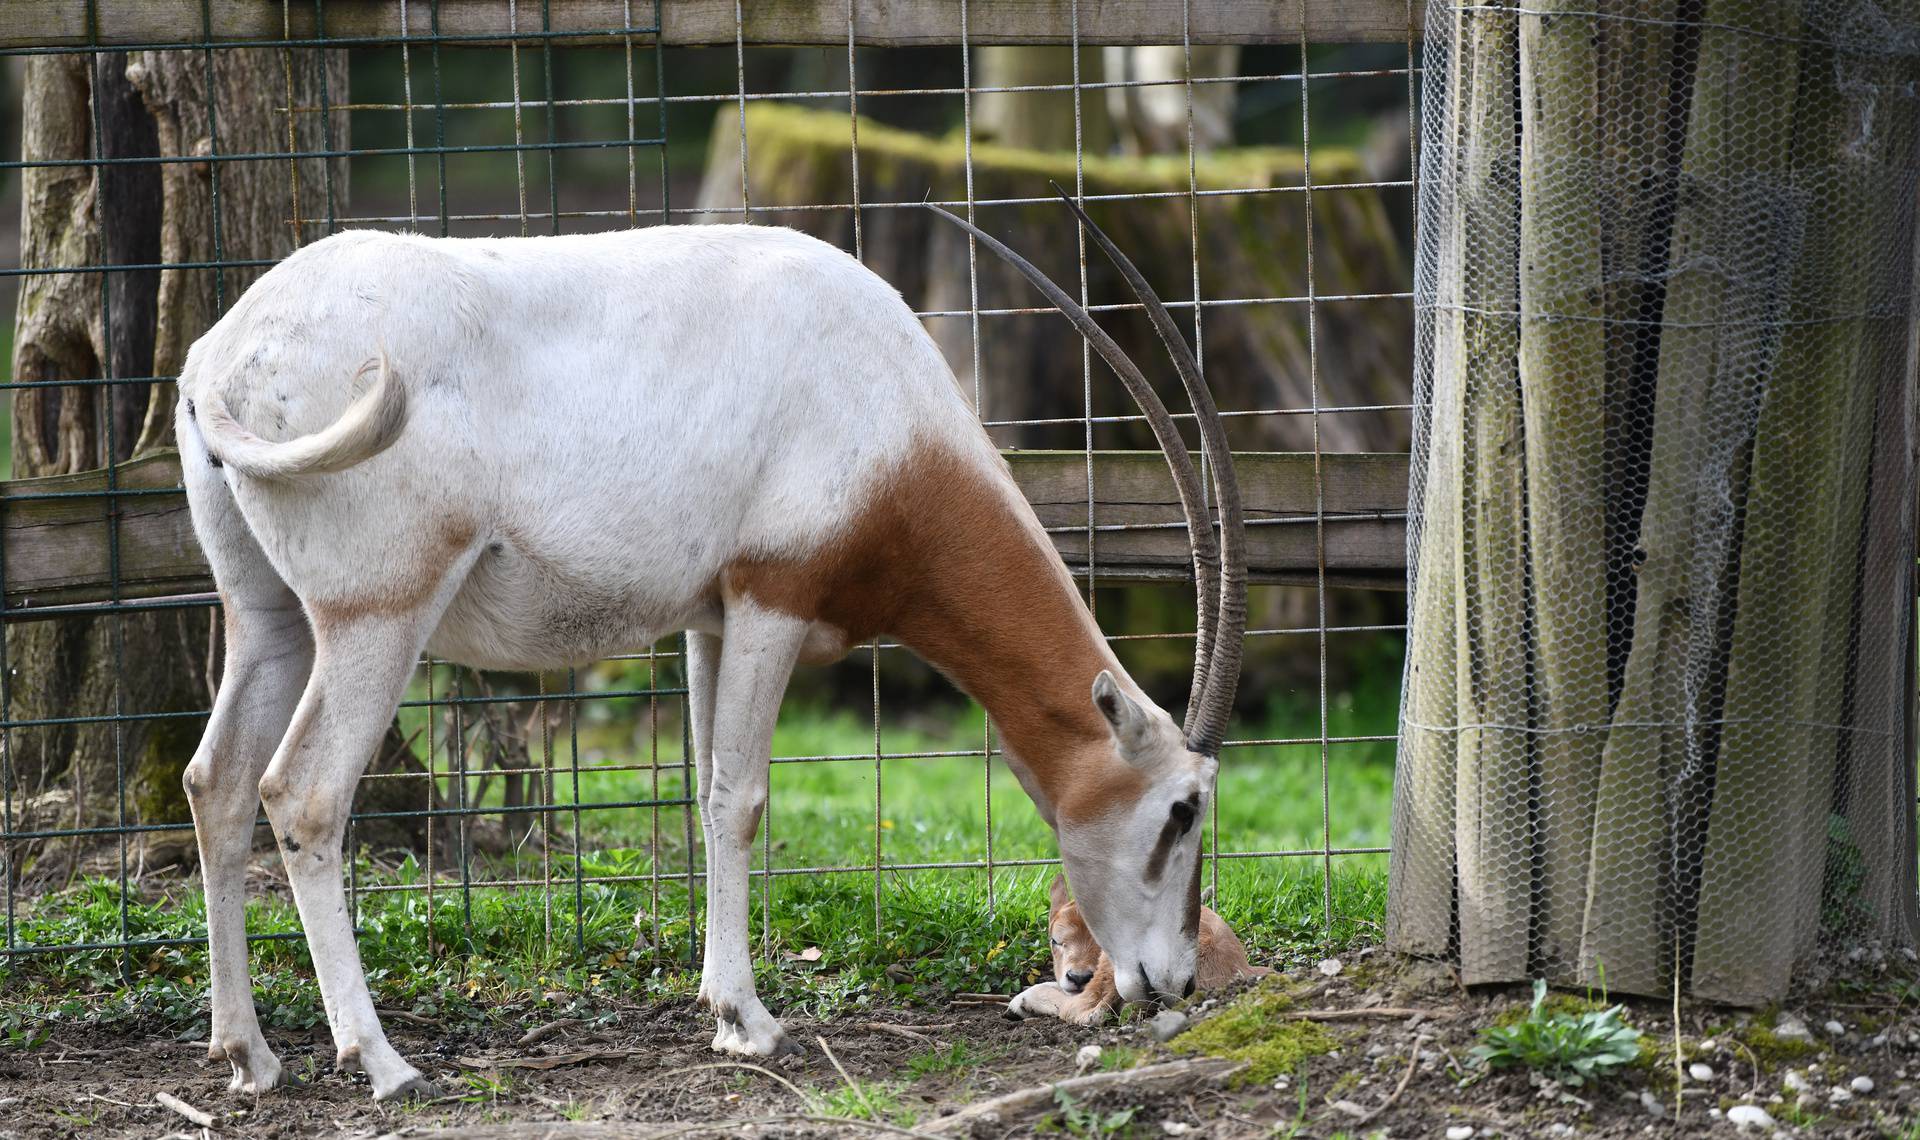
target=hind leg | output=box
[182,453,314,1093]
[258,602,456,1102]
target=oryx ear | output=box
[1091,670,1156,766]
[1049,874,1070,913]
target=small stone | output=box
[1639,1090,1666,1119]
[1850,1075,1874,1094]
[1318,958,1344,977]
[1828,1086,1852,1104]
[1824,1020,1847,1036]
[1709,1108,1724,1120]
[1160,1124,1194,1137]
[1796,1093,1818,1112]
[1896,1069,1908,1080]
[1773,1018,1815,1044]
[1701,1037,1719,1050]
[1149,1010,1189,1043]
[1548,1125,1573,1137]
[1446,1127,1475,1140]
[1783,1071,1810,1094]
[1329,1100,1367,1119]
[1074,1045,1102,1073]
[1726,1105,1777,1131]
[1689,1063,1715,1082]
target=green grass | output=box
[1,655,1401,1038]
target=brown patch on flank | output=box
[724,443,1141,824]
[304,518,479,630]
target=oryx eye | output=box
[1170,797,1198,836]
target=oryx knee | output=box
[705,762,767,846]
[258,767,343,856]
[183,753,213,803]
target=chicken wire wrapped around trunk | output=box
[1389,0,1920,1003]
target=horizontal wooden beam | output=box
[0,449,1407,618]
[5,1,1427,49]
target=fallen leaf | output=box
[783,946,823,963]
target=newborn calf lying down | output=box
[1007,876,1272,1025]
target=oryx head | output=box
[932,190,1247,1005]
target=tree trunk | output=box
[695,102,1412,455]
[1102,46,1240,155]
[7,46,347,882]
[974,47,1112,154]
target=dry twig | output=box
[154,1091,215,1128]
[1355,1034,1426,1125]
[818,1035,878,1122]
[516,1018,582,1047]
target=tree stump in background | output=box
[694,103,1411,456]
[6,47,350,883]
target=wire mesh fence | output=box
[1391,0,1920,1004]
[0,2,1422,979]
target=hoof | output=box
[770,1032,805,1059]
[374,1073,442,1103]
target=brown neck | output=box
[882,450,1142,824]
[723,441,1145,823]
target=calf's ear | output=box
[1048,873,1070,914]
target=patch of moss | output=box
[1725,1010,1819,1067]
[1728,1021,1812,1067]
[1168,979,1335,1084]
[723,102,1367,198]
[1628,1038,1681,1094]
[1490,989,1607,1029]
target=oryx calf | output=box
[177,199,1244,1101]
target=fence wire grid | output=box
[0,1,1423,976]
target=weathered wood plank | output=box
[7,0,1427,49]
[0,449,1409,614]
[1,452,209,610]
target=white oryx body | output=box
[187,226,962,667]
[177,220,1240,1102]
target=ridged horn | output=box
[925,199,1244,757]
[1049,187,1245,757]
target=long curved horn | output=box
[926,204,1221,730]
[1049,188,1245,756]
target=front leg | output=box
[700,599,806,1057]
[1006,981,1073,1021]
[1006,981,1117,1026]
[685,630,722,1004]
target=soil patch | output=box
[4,948,1917,1137]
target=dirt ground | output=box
[5,948,1919,1138]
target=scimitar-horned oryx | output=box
[176,192,1245,1100]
